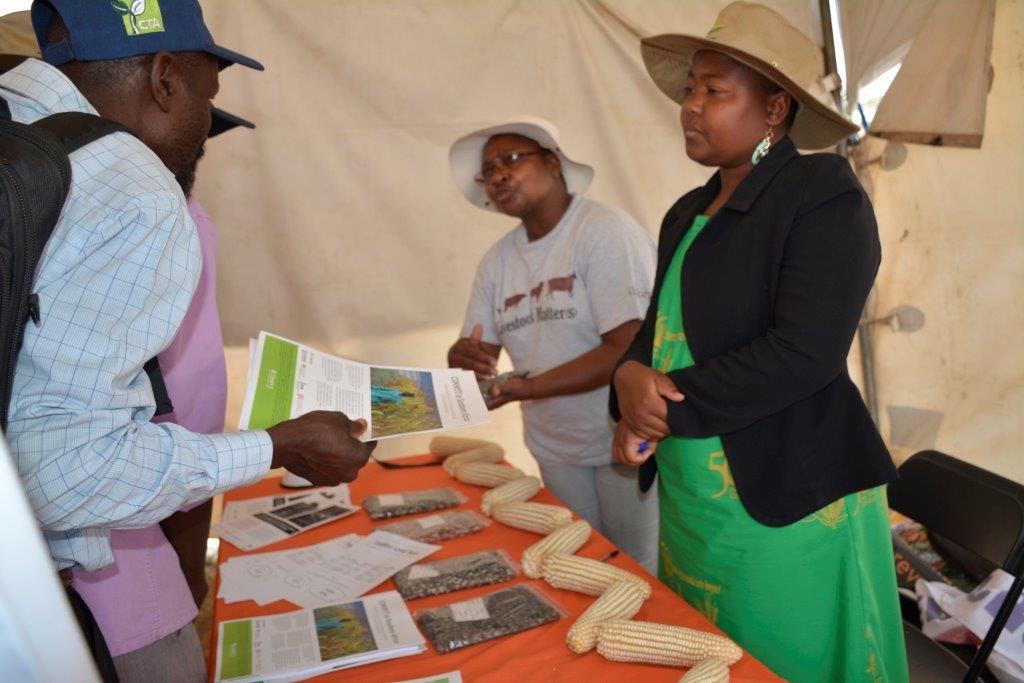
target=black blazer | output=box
[610,136,897,526]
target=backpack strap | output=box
[31,112,175,416]
[31,111,133,154]
[144,357,174,417]
[0,97,10,121]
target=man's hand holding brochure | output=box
[240,332,490,440]
[213,333,492,680]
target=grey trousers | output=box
[536,459,659,574]
[112,623,206,683]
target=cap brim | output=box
[205,44,263,71]
[641,35,858,149]
[210,107,255,137]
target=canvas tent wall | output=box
[188,0,1022,484]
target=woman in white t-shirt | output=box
[446,117,659,572]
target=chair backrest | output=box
[888,450,1024,575]
[890,450,1024,682]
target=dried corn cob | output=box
[453,462,524,487]
[521,520,592,578]
[429,435,502,456]
[481,476,541,515]
[492,501,572,534]
[596,620,742,668]
[541,554,650,598]
[566,580,649,653]
[442,444,506,475]
[680,658,731,682]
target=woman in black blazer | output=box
[609,4,907,681]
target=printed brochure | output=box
[239,332,489,440]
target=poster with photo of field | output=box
[369,367,442,439]
[313,602,377,660]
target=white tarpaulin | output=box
[192,0,1021,483]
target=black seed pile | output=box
[378,510,489,544]
[393,550,517,599]
[363,487,464,520]
[416,585,562,653]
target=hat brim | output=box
[210,107,255,137]
[205,44,263,71]
[449,120,594,213]
[641,35,857,150]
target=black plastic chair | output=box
[888,450,1024,682]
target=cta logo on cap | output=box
[110,0,165,36]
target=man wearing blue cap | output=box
[0,10,257,679]
[1,2,376,679]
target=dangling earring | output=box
[751,127,774,165]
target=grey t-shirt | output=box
[462,195,656,467]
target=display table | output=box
[211,456,782,682]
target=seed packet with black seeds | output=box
[414,584,564,653]
[362,487,466,520]
[393,549,518,600]
[377,509,490,544]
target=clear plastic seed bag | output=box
[393,549,518,600]
[415,584,565,653]
[377,509,490,544]
[362,487,467,520]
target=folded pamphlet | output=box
[239,331,489,440]
[215,590,425,682]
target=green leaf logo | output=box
[110,0,164,36]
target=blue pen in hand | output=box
[638,440,649,455]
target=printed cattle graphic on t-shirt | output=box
[546,273,577,299]
[496,273,580,336]
[503,293,527,311]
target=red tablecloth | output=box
[212,456,782,682]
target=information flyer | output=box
[239,332,489,440]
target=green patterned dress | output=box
[653,215,908,682]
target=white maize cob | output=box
[596,620,742,668]
[680,658,731,683]
[541,554,651,598]
[429,435,502,456]
[480,476,541,515]
[430,436,501,456]
[453,462,525,487]
[492,501,572,534]
[566,580,650,653]
[521,520,592,578]
[442,444,506,475]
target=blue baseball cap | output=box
[31,0,263,71]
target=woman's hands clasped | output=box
[612,360,684,466]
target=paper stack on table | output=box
[220,485,351,522]
[218,530,440,608]
[215,591,426,682]
[215,488,359,551]
[238,331,489,440]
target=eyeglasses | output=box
[474,151,545,184]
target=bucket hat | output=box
[641,1,856,149]
[449,116,594,213]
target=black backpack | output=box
[0,99,172,431]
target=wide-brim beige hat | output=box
[641,1,857,150]
[449,116,594,213]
